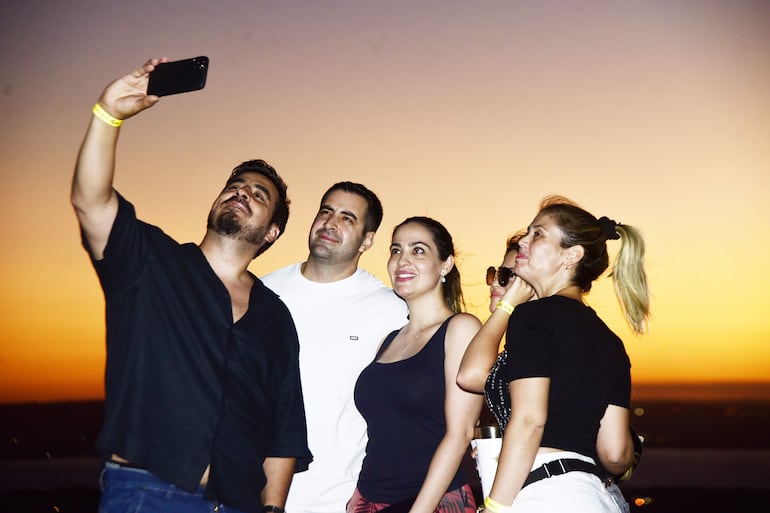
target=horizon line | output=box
[2,381,769,405]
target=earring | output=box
[440,274,446,283]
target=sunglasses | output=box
[486,266,516,287]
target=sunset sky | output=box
[1,0,768,403]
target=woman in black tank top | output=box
[348,217,483,513]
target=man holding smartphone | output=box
[72,58,311,513]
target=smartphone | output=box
[147,56,209,97]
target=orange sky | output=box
[1,1,769,403]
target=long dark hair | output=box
[392,216,465,313]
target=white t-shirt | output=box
[262,263,408,513]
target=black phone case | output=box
[147,56,209,97]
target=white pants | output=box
[512,451,624,513]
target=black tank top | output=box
[354,316,466,503]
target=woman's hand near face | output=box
[457,277,534,394]
[499,275,536,307]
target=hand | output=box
[500,275,535,307]
[96,58,168,121]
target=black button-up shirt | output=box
[83,193,311,512]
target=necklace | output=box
[399,327,421,353]
[402,316,447,349]
[379,312,450,363]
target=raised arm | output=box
[410,313,483,513]
[457,278,534,393]
[71,58,165,259]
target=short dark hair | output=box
[230,159,290,256]
[320,182,383,233]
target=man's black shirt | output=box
[83,193,311,512]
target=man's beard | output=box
[208,210,266,246]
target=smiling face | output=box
[207,171,280,247]
[307,190,373,266]
[488,249,518,313]
[387,221,453,302]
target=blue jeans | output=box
[607,482,630,513]
[99,462,248,513]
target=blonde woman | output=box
[459,196,648,513]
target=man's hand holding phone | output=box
[95,56,209,125]
[95,58,169,124]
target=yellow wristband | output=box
[484,496,512,513]
[92,103,123,127]
[495,300,514,315]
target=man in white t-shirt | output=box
[262,182,408,513]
